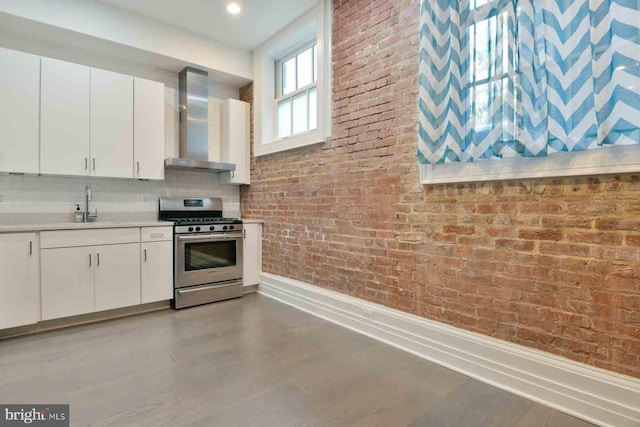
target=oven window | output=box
[184,241,237,271]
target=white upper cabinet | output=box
[134,77,165,180]
[91,68,134,178]
[4,48,164,180]
[220,99,250,185]
[0,48,40,174]
[41,57,91,176]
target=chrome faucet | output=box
[84,185,98,222]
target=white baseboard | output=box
[258,273,640,427]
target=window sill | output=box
[420,144,640,184]
[255,131,325,157]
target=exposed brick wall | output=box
[240,0,640,378]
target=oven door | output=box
[175,232,243,288]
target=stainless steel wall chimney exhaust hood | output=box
[165,67,236,173]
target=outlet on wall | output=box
[0,194,5,203]
[136,194,147,204]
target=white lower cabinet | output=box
[141,241,173,303]
[94,243,141,311]
[42,243,141,320]
[41,246,94,320]
[0,233,40,329]
[243,223,262,286]
[40,228,147,322]
[1,226,173,328]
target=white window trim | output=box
[253,0,331,157]
[275,40,316,98]
[275,41,318,139]
[420,144,640,185]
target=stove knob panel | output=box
[195,226,201,232]
[188,227,194,232]
[223,226,228,230]
[229,225,234,230]
[210,226,215,231]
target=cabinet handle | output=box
[29,241,33,255]
[150,233,163,238]
[97,253,100,266]
[85,158,88,170]
[137,161,140,175]
[144,249,147,261]
[89,254,92,267]
[93,158,96,171]
[243,229,246,239]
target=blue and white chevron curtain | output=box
[417,0,640,165]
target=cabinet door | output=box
[141,241,173,303]
[242,224,262,286]
[41,57,90,176]
[0,233,40,329]
[220,99,250,185]
[0,48,40,174]
[134,78,165,180]
[90,68,134,178]
[94,243,141,311]
[41,247,94,321]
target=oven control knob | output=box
[223,226,228,230]
[229,225,234,230]
[188,227,194,232]
[195,226,201,232]
[209,226,215,231]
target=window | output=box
[418,0,640,184]
[468,6,515,138]
[276,43,318,139]
[254,1,331,157]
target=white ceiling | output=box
[98,0,319,50]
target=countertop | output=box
[0,212,173,233]
[0,212,264,233]
[241,219,264,224]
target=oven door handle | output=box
[176,233,242,242]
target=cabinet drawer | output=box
[141,226,173,242]
[41,228,139,249]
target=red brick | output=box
[566,231,623,246]
[596,218,640,231]
[495,239,535,251]
[517,229,564,241]
[442,225,475,235]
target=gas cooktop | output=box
[159,196,243,235]
[173,217,242,225]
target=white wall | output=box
[0,0,252,81]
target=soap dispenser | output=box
[74,204,83,223]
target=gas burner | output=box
[159,197,243,234]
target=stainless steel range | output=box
[159,197,243,309]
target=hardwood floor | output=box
[0,293,593,427]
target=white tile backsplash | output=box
[0,170,240,216]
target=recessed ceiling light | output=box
[226,3,241,15]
